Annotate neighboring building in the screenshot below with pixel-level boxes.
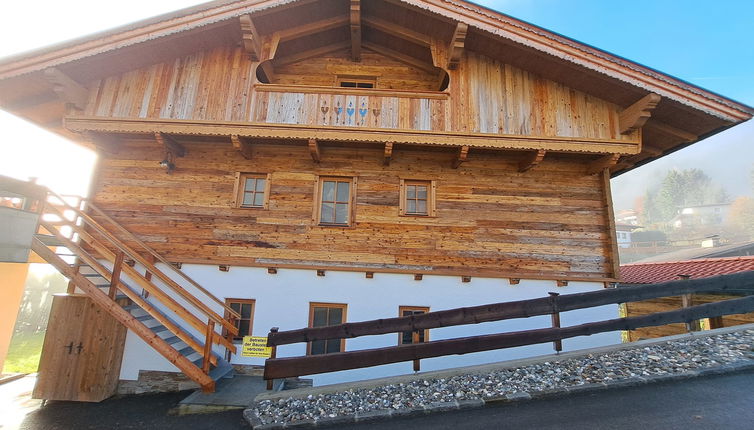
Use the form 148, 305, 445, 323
671, 202, 731, 229
619, 257, 754, 341
0, 0, 752, 394
615, 223, 641, 248
615, 209, 639, 226
632, 239, 754, 264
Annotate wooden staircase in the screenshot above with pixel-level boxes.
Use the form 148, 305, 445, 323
9, 181, 240, 393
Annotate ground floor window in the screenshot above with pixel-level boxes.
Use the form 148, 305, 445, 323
308, 302, 347, 355
399, 306, 430, 345
226, 299, 255, 342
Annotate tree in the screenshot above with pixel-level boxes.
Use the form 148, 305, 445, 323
729, 196, 754, 238
643, 168, 729, 224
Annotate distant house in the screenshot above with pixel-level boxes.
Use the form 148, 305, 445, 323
671, 202, 731, 229
619, 256, 754, 341
615, 223, 641, 248
632, 239, 754, 263
615, 209, 639, 226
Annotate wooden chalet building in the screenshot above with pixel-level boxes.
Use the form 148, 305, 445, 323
0, 0, 752, 395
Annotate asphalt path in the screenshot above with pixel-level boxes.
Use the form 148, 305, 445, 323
19, 369, 754, 429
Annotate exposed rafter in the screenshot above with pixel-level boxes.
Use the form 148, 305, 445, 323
383, 142, 394, 166
239, 15, 262, 62
275, 41, 351, 66
154, 132, 185, 157
452, 145, 469, 168
278, 15, 349, 42
646, 120, 698, 142
231, 135, 252, 159
362, 16, 430, 46
308, 139, 321, 163
362, 42, 436, 74
586, 153, 620, 175
619, 93, 661, 134
43, 68, 88, 110
641, 143, 664, 157
518, 149, 546, 172
350, 0, 362, 62
447, 22, 468, 70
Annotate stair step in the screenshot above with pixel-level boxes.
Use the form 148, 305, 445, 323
135, 314, 154, 322
177, 346, 195, 356
209, 361, 234, 381
150, 325, 170, 334
163, 336, 181, 345
122, 305, 140, 311
83, 273, 107, 278
33, 234, 66, 246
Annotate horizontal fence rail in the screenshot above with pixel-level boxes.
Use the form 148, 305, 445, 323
263, 271, 754, 381
268, 271, 754, 346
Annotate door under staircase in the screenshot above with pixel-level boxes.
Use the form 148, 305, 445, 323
1, 175, 240, 394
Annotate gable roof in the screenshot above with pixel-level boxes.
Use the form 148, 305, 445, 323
0, 0, 751, 176
620, 256, 754, 284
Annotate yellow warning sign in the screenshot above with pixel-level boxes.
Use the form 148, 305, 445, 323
241, 336, 272, 358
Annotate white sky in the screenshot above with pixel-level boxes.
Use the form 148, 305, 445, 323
0, 1, 207, 195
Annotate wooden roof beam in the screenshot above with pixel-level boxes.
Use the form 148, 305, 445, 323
447, 22, 468, 70
81, 131, 119, 154
239, 15, 262, 61
275, 41, 350, 66
350, 0, 362, 62
362, 16, 430, 46
645, 119, 698, 142
231, 135, 252, 159
278, 15, 349, 42
154, 132, 185, 157
308, 139, 321, 163
586, 153, 620, 175
452, 145, 469, 168
42, 68, 88, 110
383, 142, 394, 166
362, 42, 436, 74
619, 93, 661, 134
518, 149, 546, 172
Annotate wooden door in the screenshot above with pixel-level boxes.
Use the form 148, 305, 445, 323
33, 294, 127, 402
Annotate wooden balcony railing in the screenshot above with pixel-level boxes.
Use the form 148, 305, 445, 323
252, 84, 449, 132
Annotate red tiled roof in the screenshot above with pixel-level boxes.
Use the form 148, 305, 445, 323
620, 256, 754, 284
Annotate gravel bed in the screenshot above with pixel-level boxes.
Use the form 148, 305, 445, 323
248, 329, 754, 426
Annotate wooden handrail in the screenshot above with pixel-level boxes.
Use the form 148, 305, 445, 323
39, 217, 235, 353
268, 270, 754, 346
43, 193, 240, 332
81, 199, 240, 319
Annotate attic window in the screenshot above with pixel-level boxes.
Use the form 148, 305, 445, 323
337, 76, 376, 89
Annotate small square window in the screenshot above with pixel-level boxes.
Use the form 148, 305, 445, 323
225, 299, 255, 342
337, 76, 376, 89
308, 302, 347, 355
235, 173, 270, 209
400, 179, 436, 217
399, 306, 430, 345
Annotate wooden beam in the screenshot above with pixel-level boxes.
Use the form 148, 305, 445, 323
350, 0, 362, 62
645, 120, 698, 142
278, 16, 349, 42
239, 15, 262, 61
308, 139, 321, 163
641, 143, 664, 157
383, 142, 393, 166
264, 296, 754, 379
586, 153, 620, 175
518, 149, 546, 172
43, 68, 88, 110
154, 132, 185, 157
231, 135, 252, 159
81, 131, 119, 154
267, 270, 754, 346
619, 93, 661, 134
447, 22, 468, 70
362, 16, 430, 46
452, 145, 469, 169
362, 42, 437, 74
275, 41, 350, 66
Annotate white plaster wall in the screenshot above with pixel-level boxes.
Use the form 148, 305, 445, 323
119, 264, 621, 385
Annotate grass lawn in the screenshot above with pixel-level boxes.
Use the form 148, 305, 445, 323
2, 331, 46, 374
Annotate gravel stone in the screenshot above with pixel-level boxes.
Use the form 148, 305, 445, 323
247, 329, 754, 427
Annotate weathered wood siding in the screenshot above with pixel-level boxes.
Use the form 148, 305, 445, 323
625, 294, 754, 341
91, 138, 615, 280
455, 52, 630, 140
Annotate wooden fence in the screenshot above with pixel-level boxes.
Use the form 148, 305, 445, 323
263, 271, 754, 382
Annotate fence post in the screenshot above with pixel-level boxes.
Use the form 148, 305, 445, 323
548, 292, 562, 353
266, 327, 278, 390
412, 330, 421, 372
678, 275, 701, 332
